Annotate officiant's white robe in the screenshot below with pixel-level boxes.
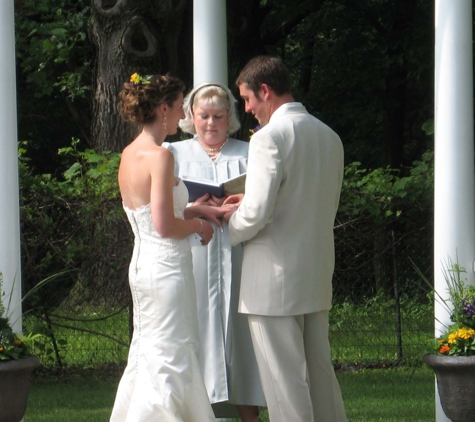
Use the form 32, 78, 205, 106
166, 138, 265, 414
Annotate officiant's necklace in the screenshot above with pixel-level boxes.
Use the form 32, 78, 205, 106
200, 137, 228, 161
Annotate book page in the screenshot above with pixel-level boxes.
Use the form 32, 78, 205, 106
223, 173, 246, 195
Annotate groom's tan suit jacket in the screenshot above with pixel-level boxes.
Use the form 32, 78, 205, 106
228, 102, 343, 316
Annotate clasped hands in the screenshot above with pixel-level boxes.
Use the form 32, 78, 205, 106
192, 192, 244, 234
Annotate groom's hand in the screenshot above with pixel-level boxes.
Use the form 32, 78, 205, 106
223, 206, 238, 223
223, 193, 244, 207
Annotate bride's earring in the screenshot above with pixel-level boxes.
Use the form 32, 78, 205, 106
163, 116, 168, 130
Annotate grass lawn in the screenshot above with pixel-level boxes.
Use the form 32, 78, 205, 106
24, 366, 435, 421
25, 369, 119, 422
337, 366, 435, 421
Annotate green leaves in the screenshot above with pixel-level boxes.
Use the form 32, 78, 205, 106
16, 0, 92, 100
58, 139, 121, 199
19, 139, 122, 309
0, 270, 73, 362
338, 152, 433, 222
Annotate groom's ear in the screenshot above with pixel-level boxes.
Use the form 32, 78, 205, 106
260, 84, 272, 101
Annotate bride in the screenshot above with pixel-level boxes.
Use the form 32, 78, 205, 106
110, 73, 226, 422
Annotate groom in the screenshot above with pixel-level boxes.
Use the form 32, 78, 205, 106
224, 56, 347, 422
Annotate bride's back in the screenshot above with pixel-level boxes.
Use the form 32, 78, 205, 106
119, 137, 163, 211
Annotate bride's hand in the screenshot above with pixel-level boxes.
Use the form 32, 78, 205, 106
197, 219, 214, 246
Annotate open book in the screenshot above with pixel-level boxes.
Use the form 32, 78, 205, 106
183, 173, 246, 202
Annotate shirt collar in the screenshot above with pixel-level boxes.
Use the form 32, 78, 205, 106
269, 102, 305, 123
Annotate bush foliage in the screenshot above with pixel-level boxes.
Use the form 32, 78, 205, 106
20, 139, 125, 312
19, 141, 434, 308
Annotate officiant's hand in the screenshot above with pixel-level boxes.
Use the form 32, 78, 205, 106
209, 195, 226, 206
192, 193, 226, 207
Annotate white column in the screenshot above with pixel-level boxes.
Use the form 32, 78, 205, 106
434, 1, 474, 421
0, 1, 22, 333
193, 4, 228, 421
193, 0, 228, 86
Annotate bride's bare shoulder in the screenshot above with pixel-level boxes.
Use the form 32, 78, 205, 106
123, 140, 172, 162
144, 145, 173, 165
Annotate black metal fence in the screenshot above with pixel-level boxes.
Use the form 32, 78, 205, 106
23, 205, 434, 369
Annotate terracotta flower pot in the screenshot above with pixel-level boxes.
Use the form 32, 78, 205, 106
423, 354, 475, 422
0, 356, 40, 422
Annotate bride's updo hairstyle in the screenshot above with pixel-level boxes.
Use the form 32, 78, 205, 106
119, 73, 185, 124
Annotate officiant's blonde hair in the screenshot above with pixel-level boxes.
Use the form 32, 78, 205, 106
179, 82, 241, 135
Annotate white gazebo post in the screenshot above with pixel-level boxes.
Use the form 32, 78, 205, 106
193, 5, 228, 422
0, 1, 22, 333
193, 0, 228, 86
434, 1, 474, 421
0, 0, 22, 332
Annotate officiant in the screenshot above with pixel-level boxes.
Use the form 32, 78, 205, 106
165, 82, 265, 422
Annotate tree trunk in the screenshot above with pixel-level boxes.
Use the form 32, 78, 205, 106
88, 1, 190, 323
89, 0, 189, 152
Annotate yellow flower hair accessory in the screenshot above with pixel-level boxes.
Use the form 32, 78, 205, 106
129, 73, 152, 86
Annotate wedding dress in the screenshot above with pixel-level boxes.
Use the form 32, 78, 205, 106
110, 179, 215, 422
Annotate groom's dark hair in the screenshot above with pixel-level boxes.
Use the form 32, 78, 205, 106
236, 55, 292, 97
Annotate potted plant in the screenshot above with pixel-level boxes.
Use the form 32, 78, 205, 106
419, 259, 475, 422
0, 272, 41, 422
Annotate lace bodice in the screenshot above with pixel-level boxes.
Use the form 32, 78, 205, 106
123, 179, 190, 256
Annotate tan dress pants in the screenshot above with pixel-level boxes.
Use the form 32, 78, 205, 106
248, 311, 347, 422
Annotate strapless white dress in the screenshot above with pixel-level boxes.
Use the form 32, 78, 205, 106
110, 180, 215, 422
